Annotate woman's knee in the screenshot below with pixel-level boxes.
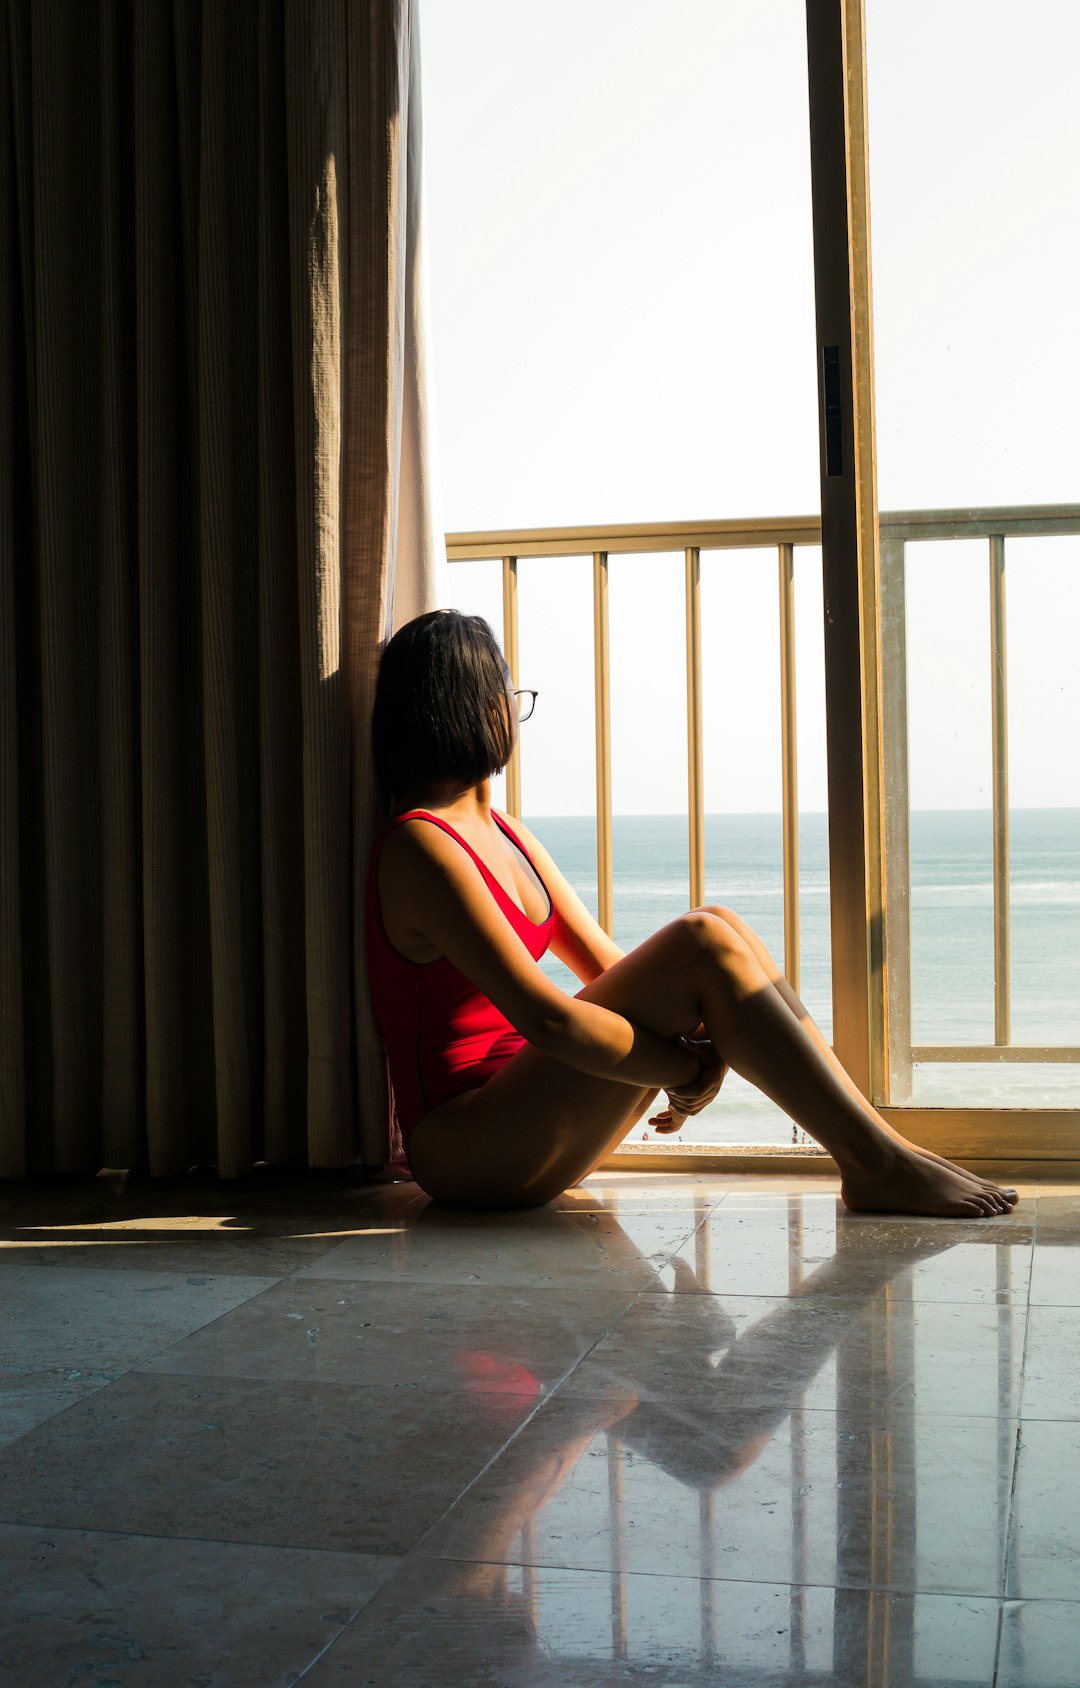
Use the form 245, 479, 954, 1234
698, 902, 752, 935
679, 907, 747, 964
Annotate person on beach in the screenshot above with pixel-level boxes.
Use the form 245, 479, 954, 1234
366, 608, 1019, 1217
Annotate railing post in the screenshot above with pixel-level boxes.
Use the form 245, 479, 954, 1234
879, 531, 913, 1103
501, 556, 521, 817
990, 535, 1010, 1045
778, 543, 800, 995
593, 552, 614, 934
685, 547, 705, 910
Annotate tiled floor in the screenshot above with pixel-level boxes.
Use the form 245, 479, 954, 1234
1, 1168, 1077, 1686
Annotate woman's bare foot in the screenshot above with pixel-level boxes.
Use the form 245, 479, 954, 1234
841, 1140, 1015, 1218
873, 1124, 1018, 1208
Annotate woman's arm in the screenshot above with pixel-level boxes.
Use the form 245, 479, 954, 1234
381, 819, 701, 1092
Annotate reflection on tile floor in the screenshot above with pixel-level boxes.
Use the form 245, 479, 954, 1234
0, 1169, 1076, 1684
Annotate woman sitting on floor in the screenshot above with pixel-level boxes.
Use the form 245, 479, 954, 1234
366, 608, 1018, 1218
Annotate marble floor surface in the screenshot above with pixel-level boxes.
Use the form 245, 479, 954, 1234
1, 1167, 1078, 1687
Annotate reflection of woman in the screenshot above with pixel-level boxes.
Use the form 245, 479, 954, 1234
392, 1222, 970, 1668
366, 609, 1017, 1218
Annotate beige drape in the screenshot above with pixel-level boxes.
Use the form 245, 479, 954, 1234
0, 0, 442, 1178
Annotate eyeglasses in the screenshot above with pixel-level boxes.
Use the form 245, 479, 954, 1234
513, 689, 538, 721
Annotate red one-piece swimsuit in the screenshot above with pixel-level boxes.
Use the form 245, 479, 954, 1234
365, 808, 556, 1171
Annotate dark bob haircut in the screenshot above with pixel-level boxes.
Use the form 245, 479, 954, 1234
371, 609, 516, 804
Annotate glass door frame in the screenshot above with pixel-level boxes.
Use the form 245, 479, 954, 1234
805, 0, 1078, 1169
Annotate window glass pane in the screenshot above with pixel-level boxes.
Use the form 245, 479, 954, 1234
866, 0, 1080, 1108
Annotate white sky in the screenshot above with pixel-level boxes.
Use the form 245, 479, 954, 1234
418, 0, 1080, 815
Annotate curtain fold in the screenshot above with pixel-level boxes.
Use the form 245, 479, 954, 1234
0, 0, 436, 1178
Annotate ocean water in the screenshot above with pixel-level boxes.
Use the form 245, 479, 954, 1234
524, 809, 1080, 1146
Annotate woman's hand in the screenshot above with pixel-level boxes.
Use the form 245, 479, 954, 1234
649, 1036, 729, 1132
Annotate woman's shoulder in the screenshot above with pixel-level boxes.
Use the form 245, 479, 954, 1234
376, 810, 440, 861
372, 814, 454, 928
376, 811, 467, 882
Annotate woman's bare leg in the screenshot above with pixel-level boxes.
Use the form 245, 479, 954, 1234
680, 916, 1012, 1217
565, 1085, 661, 1186
407, 911, 1016, 1215
700, 905, 1017, 1204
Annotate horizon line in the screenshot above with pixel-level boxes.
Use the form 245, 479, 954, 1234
519, 805, 1080, 819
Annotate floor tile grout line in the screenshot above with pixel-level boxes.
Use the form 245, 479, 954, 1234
5, 1386, 1045, 1456
0, 1257, 343, 1281
632, 1290, 1032, 1307
67, 1365, 587, 1406
0, 1515, 409, 1560
292, 1613, 373, 1684
13, 1365, 1039, 1424
0, 1363, 145, 1450
482, 1395, 1027, 1427
0, 1367, 571, 1467
387, 1545, 1013, 1602
548, 1402, 1029, 1424
7, 1510, 1068, 1610
76, 1272, 300, 1376
287, 1542, 495, 1683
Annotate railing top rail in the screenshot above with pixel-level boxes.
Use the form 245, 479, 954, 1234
446, 516, 820, 560
880, 504, 1080, 541
446, 502, 1080, 561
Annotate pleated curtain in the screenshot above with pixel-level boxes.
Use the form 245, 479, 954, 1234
0, 0, 445, 1178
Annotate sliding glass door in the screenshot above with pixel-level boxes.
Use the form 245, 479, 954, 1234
812, 0, 1080, 1160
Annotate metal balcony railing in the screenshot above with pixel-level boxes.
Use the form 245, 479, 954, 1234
447, 505, 1080, 1101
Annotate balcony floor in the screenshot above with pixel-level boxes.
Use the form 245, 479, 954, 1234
1, 1166, 1077, 1686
